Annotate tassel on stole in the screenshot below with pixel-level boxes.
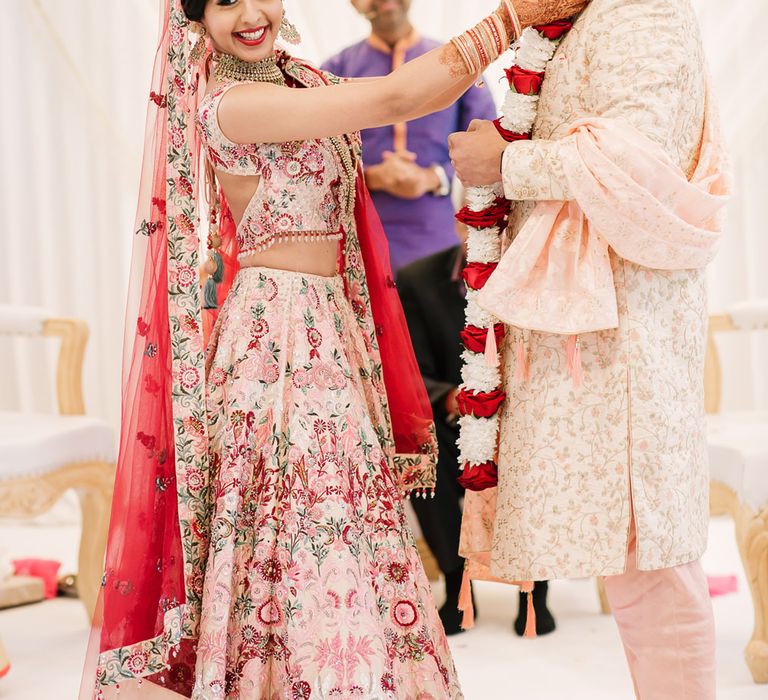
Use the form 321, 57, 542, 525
566, 335, 582, 388
514, 337, 529, 382
520, 581, 536, 638
458, 568, 475, 630
524, 590, 537, 638
484, 324, 498, 368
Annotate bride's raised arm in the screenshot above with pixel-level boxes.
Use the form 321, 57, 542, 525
219, 1, 586, 145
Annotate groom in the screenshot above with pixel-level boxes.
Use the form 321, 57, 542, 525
449, 0, 730, 697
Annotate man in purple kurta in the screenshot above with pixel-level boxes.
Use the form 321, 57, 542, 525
322, 0, 496, 271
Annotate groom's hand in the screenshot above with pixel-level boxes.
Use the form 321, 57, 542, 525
514, 0, 589, 28
449, 120, 507, 187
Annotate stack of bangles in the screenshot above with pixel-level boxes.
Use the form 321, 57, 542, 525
451, 1, 522, 74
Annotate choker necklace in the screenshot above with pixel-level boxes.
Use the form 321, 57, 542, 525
214, 53, 286, 85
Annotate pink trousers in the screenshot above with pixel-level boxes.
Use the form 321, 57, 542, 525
603, 528, 716, 699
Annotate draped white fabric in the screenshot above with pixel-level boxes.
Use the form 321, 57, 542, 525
1, 0, 765, 431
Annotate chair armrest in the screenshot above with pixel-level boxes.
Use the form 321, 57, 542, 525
706, 302, 768, 415
729, 300, 768, 331
0, 305, 89, 415
705, 314, 736, 415
0, 305, 51, 336
44, 318, 89, 416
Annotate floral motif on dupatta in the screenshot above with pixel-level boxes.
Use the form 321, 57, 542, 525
94, 6, 212, 691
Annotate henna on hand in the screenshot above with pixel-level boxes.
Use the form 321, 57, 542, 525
513, 0, 589, 29
439, 43, 470, 79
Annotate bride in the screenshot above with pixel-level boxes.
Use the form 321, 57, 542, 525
87, 1, 584, 698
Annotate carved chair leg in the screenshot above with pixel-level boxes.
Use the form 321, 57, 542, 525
597, 576, 611, 614
735, 504, 768, 683
76, 466, 113, 622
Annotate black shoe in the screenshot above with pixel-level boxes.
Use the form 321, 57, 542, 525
439, 565, 476, 636
514, 581, 556, 637
439, 599, 466, 636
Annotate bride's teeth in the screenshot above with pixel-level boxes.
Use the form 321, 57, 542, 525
239, 28, 266, 40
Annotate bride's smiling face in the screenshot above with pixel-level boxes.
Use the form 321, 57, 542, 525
203, 0, 283, 61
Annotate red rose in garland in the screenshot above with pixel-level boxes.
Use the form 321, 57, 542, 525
505, 66, 545, 95
456, 198, 510, 229
462, 262, 498, 291
458, 462, 499, 492
534, 19, 574, 40
457, 388, 507, 419
493, 119, 532, 143
460, 324, 505, 354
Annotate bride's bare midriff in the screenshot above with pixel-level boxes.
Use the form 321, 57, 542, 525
216, 170, 339, 277
239, 239, 339, 277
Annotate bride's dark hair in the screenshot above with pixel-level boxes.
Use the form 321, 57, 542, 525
181, 0, 206, 22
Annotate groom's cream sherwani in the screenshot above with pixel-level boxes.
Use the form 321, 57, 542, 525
461, 0, 713, 581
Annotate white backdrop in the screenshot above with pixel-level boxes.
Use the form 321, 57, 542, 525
1, 0, 766, 432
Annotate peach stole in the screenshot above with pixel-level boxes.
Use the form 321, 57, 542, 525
478, 97, 731, 334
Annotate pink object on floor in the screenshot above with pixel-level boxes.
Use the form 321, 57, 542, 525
0, 630, 9, 679
603, 526, 716, 699
707, 574, 739, 597
12, 559, 61, 599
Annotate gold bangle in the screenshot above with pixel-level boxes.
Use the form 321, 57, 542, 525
451, 36, 472, 75
501, 0, 522, 41
490, 13, 509, 52
451, 13, 511, 74
450, 34, 477, 75
483, 15, 508, 55
469, 29, 489, 66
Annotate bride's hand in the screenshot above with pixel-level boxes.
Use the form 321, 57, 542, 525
500, 0, 589, 31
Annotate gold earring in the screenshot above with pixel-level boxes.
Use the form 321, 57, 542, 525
189, 22, 208, 65
279, 14, 302, 45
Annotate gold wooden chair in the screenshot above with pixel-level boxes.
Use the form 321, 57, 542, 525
705, 302, 768, 683
0, 306, 115, 620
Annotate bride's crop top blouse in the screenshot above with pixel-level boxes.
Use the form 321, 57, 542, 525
197, 83, 359, 259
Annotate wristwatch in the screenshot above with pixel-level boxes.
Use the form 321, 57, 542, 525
429, 164, 451, 197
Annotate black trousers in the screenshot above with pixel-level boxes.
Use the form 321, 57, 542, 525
410, 418, 464, 575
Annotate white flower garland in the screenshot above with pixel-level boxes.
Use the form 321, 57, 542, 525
458, 25, 569, 478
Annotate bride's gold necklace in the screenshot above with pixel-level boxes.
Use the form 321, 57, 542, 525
213, 53, 286, 85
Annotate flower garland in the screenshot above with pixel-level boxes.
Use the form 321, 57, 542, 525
456, 19, 575, 493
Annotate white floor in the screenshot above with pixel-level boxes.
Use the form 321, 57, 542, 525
0, 515, 763, 700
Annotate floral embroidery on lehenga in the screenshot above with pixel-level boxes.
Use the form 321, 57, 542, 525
194, 268, 460, 699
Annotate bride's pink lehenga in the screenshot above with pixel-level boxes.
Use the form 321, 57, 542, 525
84, 3, 461, 699
198, 265, 455, 698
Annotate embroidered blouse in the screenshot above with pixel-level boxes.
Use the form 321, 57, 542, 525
196, 63, 361, 259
